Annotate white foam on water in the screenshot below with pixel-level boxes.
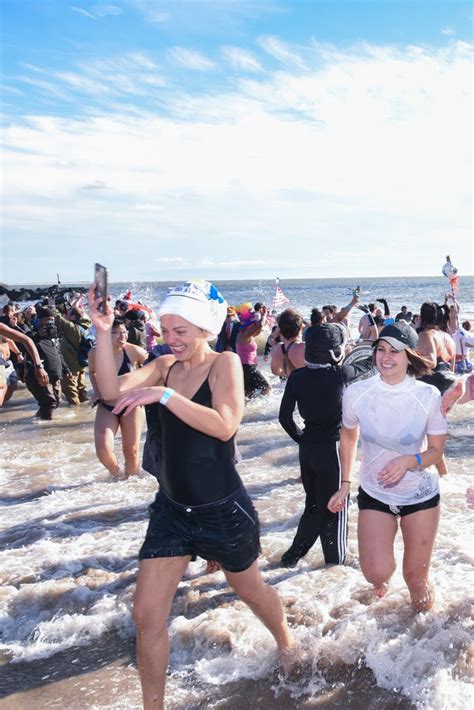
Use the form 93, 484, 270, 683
1, 284, 473, 706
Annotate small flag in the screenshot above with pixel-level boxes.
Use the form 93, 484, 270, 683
272, 279, 289, 310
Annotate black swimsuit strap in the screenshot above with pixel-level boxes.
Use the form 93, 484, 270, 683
164, 360, 180, 386
164, 358, 217, 397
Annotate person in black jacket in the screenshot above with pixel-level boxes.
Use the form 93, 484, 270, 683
24, 307, 68, 420
278, 323, 374, 567
125, 309, 147, 350
214, 306, 240, 353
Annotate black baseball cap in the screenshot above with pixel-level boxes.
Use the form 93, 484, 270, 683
375, 322, 418, 351
305, 323, 345, 363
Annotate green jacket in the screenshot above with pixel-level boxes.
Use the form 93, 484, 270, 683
54, 313, 91, 373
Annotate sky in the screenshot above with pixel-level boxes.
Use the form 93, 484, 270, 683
1, 0, 473, 284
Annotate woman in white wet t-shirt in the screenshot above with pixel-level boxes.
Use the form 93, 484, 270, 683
328, 322, 447, 611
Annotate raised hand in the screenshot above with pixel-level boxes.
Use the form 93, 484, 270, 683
87, 284, 114, 333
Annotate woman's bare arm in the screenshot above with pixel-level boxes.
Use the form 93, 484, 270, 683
113, 352, 245, 441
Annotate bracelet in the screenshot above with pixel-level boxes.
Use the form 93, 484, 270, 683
341, 480, 351, 484
35, 363, 44, 369
160, 387, 174, 406
415, 453, 422, 467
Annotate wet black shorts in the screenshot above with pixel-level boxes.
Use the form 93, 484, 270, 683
242, 364, 269, 397
139, 486, 261, 573
357, 487, 440, 517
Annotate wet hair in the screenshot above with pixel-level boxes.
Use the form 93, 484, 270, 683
277, 308, 303, 339
462, 320, 471, 331
437, 304, 450, 333
322, 305, 335, 314
112, 318, 126, 331
373, 344, 432, 378
420, 302, 438, 330
374, 315, 385, 326
310, 308, 324, 325
368, 303, 376, 313
253, 302, 263, 312
3, 303, 14, 314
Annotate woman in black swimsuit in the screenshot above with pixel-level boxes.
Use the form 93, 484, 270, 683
89, 280, 294, 710
88, 319, 147, 478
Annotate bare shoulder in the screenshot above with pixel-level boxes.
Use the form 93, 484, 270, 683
212, 350, 240, 372
125, 343, 148, 361
155, 353, 177, 375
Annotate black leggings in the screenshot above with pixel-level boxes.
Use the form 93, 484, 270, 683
291, 439, 348, 564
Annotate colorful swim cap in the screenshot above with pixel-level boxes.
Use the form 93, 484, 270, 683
157, 280, 227, 338
235, 302, 256, 327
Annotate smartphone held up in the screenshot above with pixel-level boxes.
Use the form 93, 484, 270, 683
94, 263, 108, 314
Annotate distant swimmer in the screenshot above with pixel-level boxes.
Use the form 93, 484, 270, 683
328, 323, 447, 612
89, 279, 293, 710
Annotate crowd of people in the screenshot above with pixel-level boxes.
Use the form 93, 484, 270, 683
1, 280, 473, 710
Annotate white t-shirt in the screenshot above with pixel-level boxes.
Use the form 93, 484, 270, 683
342, 374, 448, 506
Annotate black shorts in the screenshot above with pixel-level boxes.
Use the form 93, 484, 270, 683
242, 364, 269, 397
139, 486, 261, 573
357, 487, 440, 517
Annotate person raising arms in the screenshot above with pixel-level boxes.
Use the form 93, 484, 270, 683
88, 279, 293, 710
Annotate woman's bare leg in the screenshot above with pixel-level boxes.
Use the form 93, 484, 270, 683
358, 510, 398, 596
400, 505, 440, 612
119, 406, 144, 476
134, 556, 191, 710
224, 561, 294, 650
94, 404, 120, 475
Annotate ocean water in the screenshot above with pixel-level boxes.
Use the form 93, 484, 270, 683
1, 277, 473, 709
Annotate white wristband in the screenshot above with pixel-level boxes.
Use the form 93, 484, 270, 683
160, 387, 174, 406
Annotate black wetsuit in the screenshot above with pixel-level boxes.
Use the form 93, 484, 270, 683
279, 358, 374, 565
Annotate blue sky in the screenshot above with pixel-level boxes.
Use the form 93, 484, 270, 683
1, 0, 472, 284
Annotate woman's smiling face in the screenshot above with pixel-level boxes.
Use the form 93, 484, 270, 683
375, 340, 409, 384
160, 315, 206, 360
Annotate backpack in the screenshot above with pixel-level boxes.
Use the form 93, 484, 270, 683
77, 324, 96, 367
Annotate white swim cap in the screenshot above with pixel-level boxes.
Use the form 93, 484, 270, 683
157, 280, 227, 338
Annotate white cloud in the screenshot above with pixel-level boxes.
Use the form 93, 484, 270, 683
222, 47, 262, 72
441, 26, 456, 36
71, 6, 97, 20
93, 4, 123, 16
258, 35, 306, 69
3, 42, 473, 281
168, 47, 215, 70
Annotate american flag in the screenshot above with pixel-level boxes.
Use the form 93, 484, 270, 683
272, 279, 289, 310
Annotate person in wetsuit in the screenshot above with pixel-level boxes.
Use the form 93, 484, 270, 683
278, 322, 374, 567
89, 279, 294, 710
88, 319, 147, 478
